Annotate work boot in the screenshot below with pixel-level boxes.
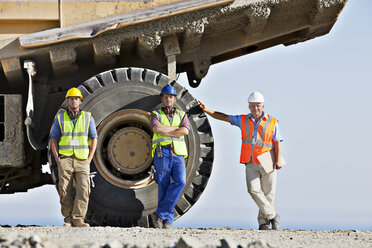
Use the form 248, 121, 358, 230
150, 213, 163, 228
72, 221, 90, 227
270, 214, 280, 230
163, 222, 171, 229
258, 222, 271, 230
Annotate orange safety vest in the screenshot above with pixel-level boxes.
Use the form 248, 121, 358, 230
240, 114, 277, 164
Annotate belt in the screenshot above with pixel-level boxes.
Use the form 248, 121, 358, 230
59, 154, 87, 161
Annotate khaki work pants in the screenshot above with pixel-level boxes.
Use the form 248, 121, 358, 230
245, 162, 277, 226
57, 156, 90, 224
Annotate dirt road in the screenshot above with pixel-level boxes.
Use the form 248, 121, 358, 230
0, 226, 371, 248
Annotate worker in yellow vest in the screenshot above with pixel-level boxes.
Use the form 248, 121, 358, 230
199, 92, 283, 230
50, 87, 98, 227
150, 84, 190, 229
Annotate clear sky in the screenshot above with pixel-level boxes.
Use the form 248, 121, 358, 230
1, 0, 371, 231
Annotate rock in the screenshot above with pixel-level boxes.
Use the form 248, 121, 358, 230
29, 235, 42, 245
176, 236, 203, 248
247, 240, 272, 248
10, 239, 27, 247
74, 243, 101, 248
124, 243, 148, 248
219, 238, 242, 248
103, 239, 123, 248
131, 244, 148, 248
0, 232, 19, 244
146, 241, 165, 248
40, 240, 59, 248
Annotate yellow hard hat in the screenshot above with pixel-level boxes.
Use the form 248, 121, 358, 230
65, 87, 83, 99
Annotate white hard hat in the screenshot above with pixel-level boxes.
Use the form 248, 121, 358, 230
248, 91, 264, 103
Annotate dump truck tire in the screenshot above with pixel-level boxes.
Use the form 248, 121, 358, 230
50, 67, 214, 227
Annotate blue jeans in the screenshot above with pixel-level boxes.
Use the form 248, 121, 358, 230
153, 146, 186, 223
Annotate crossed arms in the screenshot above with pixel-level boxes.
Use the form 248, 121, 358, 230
152, 124, 189, 137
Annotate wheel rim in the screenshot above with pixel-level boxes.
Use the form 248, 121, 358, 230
94, 109, 155, 189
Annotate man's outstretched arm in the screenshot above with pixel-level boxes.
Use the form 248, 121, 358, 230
198, 101, 230, 123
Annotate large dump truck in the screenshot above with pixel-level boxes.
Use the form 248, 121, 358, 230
0, 0, 347, 227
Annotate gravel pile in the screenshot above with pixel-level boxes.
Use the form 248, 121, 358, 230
0, 226, 371, 248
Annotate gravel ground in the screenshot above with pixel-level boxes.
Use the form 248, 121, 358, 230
0, 226, 371, 248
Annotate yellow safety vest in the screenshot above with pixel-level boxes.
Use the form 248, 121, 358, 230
57, 111, 91, 160
151, 109, 188, 157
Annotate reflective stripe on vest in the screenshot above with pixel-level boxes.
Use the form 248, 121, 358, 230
240, 114, 277, 164
57, 111, 91, 160
151, 109, 188, 157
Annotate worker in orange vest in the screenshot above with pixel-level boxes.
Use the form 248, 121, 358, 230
199, 92, 283, 230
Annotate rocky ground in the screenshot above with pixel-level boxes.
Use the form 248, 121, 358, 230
0, 226, 371, 248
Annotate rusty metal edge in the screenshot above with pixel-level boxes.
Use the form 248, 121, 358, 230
19, 0, 233, 48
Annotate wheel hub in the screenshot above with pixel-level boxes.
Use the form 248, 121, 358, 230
93, 109, 155, 189
107, 127, 152, 175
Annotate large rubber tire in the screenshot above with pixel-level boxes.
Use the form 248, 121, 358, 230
59, 67, 214, 227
